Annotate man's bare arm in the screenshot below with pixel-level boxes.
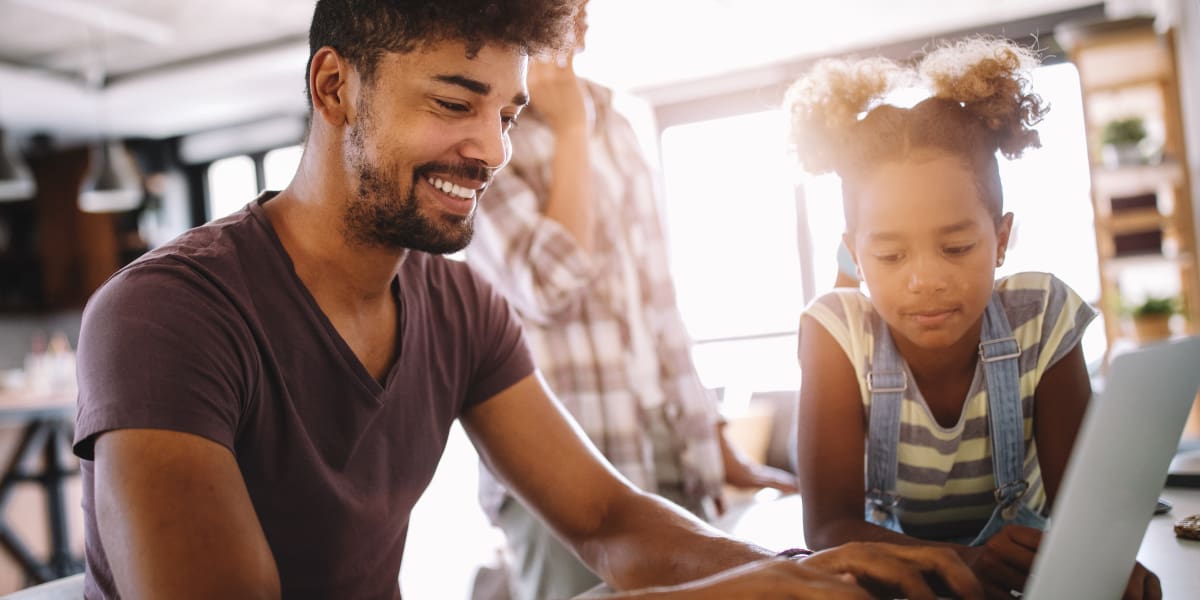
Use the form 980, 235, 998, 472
461, 373, 772, 591
94, 428, 280, 599
460, 374, 984, 600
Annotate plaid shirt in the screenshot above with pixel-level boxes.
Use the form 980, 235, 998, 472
466, 81, 725, 522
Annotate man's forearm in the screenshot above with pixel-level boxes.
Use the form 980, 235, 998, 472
573, 489, 775, 591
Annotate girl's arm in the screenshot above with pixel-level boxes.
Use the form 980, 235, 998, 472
1031, 343, 1092, 508
798, 315, 1050, 597
796, 315, 934, 550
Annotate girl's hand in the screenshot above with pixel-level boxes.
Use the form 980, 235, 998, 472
958, 524, 1040, 599
1122, 561, 1161, 600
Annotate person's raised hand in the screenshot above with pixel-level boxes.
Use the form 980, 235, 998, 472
526, 52, 589, 135
802, 542, 984, 600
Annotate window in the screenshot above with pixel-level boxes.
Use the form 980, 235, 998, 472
264, 145, 303, 191
660, 110, 804, 395
204, 145, 304, 223
205, 155, 257, 221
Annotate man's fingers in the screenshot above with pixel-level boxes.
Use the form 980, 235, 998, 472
808, 543, 983, 600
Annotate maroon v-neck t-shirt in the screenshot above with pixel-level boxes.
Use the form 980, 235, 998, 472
74, 193, 534, 599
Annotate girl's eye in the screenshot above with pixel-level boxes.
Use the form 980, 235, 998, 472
944, 244, 976, 256
873, 253, 901, 263
436, 100, 468, 113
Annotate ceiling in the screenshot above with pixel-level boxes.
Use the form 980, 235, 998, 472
0, 0, 1114, 141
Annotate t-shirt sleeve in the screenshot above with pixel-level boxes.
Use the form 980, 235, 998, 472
74, 261, 251, 460
1036, 273, 1098, 373
462, 269, 536, 408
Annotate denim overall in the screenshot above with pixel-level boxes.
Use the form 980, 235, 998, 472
864, 292, 1046, 546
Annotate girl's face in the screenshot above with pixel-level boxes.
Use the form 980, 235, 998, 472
846, 154, 1012, 352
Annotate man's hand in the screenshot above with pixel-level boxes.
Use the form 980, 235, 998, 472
959, 524, 1040, 599
596, 557, 873, 599
802, 542, 985, 600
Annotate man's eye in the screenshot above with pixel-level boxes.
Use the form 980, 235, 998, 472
874, 254, 901, 263
436, 100, 468, 112
944, 244, 976, 256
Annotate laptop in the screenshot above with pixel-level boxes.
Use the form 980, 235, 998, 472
1023, 335, 1200, 599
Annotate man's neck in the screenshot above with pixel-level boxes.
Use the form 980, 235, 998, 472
264, 185, 407, 312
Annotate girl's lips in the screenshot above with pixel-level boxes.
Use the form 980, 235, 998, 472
907, 308, 957, 327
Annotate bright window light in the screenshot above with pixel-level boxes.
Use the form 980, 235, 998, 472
264, 145, 303, 191
206, 155, 257, 221
660, 110, 803, 393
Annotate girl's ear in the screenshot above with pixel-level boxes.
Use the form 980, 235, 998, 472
842, 231, 858, 265
995, 212, 1015, 265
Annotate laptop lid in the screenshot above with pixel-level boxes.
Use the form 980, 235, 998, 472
1024, 335, 1200, 599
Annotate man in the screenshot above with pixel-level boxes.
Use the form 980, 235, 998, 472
73, 1, 982, 598
465, 2, 797, 597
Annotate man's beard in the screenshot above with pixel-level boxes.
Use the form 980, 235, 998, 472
342, 116, 476, 255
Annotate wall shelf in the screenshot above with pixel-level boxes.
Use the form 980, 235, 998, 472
1059, 17, 1199, 351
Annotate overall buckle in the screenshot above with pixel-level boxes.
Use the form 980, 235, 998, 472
978, 337, 1021, 362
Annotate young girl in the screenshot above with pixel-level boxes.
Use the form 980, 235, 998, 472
787, 38, 1159, 599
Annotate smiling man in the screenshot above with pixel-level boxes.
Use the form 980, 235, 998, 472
72, 1, 984, 599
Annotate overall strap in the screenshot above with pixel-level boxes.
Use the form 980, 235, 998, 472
979, 291, 1028, 506
866, 318, 907, 511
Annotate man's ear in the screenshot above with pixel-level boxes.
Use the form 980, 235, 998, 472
309, 46, 354, 127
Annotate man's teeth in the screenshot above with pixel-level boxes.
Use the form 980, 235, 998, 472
428, 177, 475, 199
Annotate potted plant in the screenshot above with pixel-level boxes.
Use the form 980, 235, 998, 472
1129, 295, 1175, 342
1100, 116, 1147, 167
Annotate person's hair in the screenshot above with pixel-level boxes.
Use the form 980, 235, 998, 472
785, 37, 1048, 231
306, 0, 576, 103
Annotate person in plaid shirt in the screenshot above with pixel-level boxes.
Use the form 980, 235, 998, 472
464, 2, 797, 598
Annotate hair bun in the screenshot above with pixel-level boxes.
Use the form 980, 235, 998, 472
785, 57, 908, 174
920, 37, 1047, 158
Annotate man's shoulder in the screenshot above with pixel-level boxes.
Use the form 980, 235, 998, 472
89, 210, 269, 319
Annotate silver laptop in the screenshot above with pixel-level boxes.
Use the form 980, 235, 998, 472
1024, 335, 1200, 599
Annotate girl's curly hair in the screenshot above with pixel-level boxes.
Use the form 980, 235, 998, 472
785, 37, 1048, 229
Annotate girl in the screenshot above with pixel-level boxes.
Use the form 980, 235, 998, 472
787, 38, 1159, 599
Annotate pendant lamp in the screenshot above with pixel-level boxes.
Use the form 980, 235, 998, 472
0, 127, 36, 202
78, 139, 142, 213
76, 25, 142, 214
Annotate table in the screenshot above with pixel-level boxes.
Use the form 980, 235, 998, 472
1138, 487, 1200, 599
718, 487, 1200, 599
0, 390, 81, 585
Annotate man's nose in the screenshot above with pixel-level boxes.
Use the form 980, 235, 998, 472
459, 115, 510, 171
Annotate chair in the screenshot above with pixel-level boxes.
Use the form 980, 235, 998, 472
0, 573, 84, 599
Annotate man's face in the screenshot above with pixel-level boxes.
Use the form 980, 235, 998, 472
342, 41, 528, 254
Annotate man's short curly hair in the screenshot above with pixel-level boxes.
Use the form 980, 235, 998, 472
306, 0, 577, 102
